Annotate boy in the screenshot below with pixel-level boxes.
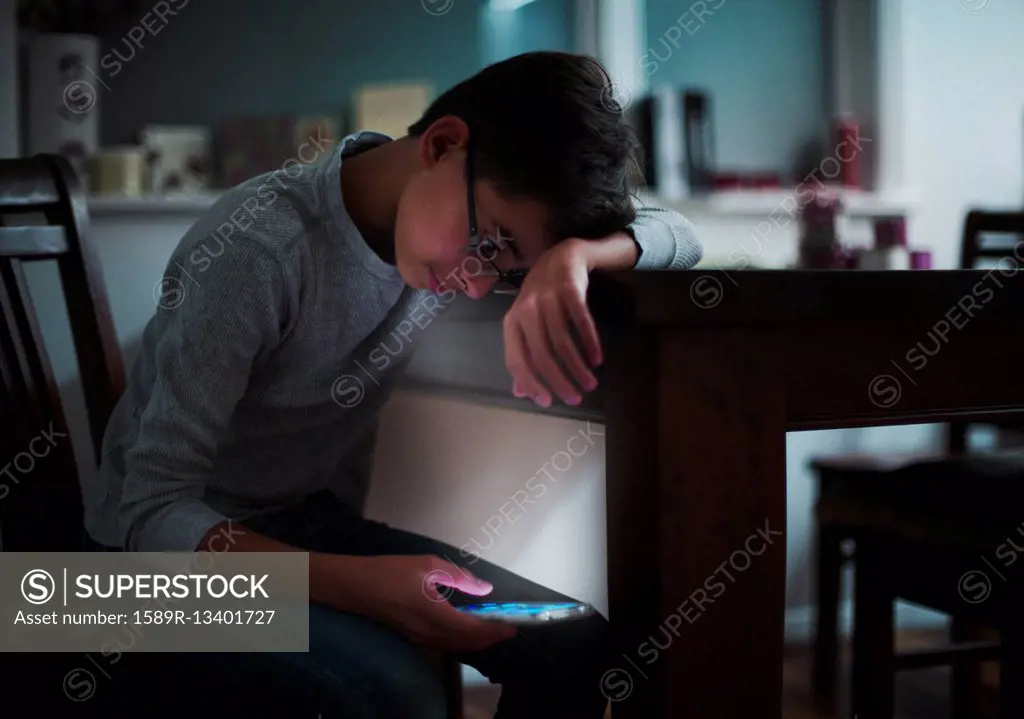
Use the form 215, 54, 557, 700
85, 51, 701, 718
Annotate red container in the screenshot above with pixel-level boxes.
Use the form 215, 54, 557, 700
711, 172, 741, 190
874, 216, 907, 247
832, 115, 862, 189
746, 173, 781, 189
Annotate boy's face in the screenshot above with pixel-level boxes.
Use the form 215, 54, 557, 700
394, 119, 554, 299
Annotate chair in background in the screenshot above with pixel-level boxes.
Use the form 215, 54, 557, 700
0, 154, 465, 718
809, 208, 1024, 719
0, 153, 125, 552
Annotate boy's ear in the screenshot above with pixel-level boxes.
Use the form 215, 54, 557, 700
418, 116, 470, 167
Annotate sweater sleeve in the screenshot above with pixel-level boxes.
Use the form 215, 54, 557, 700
117, 239, 289, 552
627, 197, 703, 270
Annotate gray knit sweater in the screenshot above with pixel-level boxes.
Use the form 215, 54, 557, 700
85, 131, 703, 552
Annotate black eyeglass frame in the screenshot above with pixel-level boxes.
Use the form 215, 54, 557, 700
465, 141, 527, 294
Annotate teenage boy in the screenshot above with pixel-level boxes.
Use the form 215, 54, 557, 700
86, 51, 701, 718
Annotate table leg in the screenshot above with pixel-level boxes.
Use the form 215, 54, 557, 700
604, 328, 664, 717
606, 328, 788, 718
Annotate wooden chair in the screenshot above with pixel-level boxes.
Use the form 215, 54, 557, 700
0, 153, 125, 551
810, 208, 1024, 718
1, 154, 465, 718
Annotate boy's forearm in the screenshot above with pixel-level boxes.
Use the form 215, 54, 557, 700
570, 232, 640, 272
196, 521, 362, 609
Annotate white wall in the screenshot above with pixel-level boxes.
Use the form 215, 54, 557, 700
0, 0, 19, 157
366, 393, 608, 612
898, 0, 1024, 269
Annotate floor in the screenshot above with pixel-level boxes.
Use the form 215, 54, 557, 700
459, 630, 1000, 719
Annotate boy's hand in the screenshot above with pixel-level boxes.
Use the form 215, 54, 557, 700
503, 237, 619, 407
335, 555, 517, 653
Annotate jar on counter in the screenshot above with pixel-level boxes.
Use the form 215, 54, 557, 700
88, 146, 148, 196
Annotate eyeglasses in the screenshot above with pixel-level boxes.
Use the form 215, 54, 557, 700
465, 142, 527, 295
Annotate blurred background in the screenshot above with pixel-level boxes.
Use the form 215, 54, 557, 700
2, 0, 1022, 713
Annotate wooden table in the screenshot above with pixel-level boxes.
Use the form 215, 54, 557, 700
591, 269, 1024, 718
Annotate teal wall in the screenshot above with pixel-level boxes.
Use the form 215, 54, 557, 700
643, 0, 827, 177
481, 0, 573, 65
96, 0, 823, 177
99, 0, 574, 144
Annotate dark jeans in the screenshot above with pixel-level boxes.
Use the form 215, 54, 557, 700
89, 492, 609, 719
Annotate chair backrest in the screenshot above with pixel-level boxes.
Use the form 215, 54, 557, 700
946, 209, 1024, 454
0, 154, 125, 550
959, 209, 1024, 270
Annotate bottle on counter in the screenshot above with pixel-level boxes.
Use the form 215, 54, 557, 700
832, 114, 863, 189
798, 194, 849, 269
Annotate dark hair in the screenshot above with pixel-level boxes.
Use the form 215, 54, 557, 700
408, 51, 641, 241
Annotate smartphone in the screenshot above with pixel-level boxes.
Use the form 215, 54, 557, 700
456, 601, 594, 624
